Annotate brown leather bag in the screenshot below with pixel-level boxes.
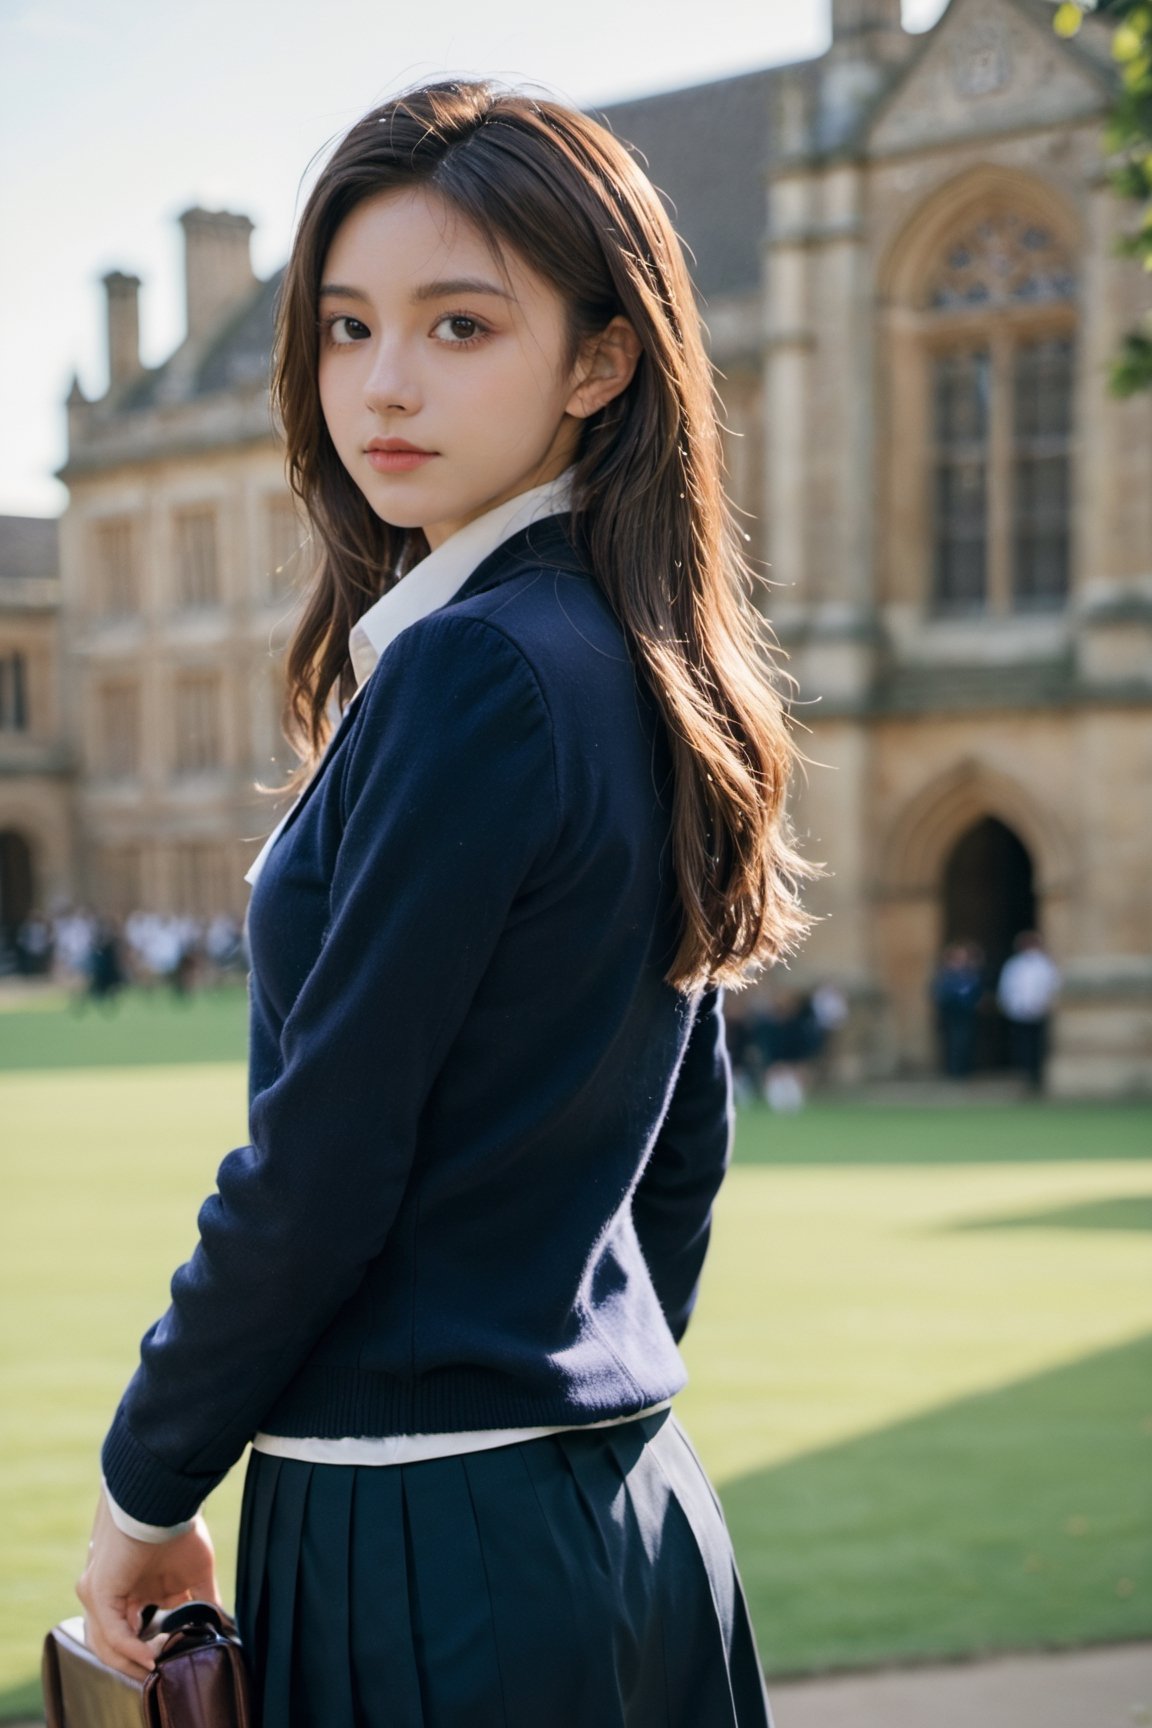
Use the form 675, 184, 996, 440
42, 1601, 250, 1728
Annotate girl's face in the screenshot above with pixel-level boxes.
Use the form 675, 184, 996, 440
317, 186, 598, 549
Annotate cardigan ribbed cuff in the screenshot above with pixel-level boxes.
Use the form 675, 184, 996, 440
101, 1408, 226, 1528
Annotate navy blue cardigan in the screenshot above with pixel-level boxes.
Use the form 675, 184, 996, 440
101, 515, 734, 1527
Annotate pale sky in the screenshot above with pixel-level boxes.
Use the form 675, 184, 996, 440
0, 0, 947, 518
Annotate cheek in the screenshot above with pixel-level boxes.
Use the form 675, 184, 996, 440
479, 349, 570, 428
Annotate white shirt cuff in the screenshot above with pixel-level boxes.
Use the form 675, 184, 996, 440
102, 1477, 196, 1544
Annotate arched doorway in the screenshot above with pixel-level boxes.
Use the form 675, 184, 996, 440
942, 816, 1036, 1070
0, 828, 35, 964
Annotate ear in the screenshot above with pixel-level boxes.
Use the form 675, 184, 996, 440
566, 316, 642, 420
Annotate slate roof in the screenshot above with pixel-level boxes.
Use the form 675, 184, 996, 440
194, 268, 284, 397
0, 515, 59, 581
115, 268, 284, 414
591, 64, 799, 301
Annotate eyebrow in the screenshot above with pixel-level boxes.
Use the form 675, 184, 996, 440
413, 276, 516, 303
318, 277, 517, 304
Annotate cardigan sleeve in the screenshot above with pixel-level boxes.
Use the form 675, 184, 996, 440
630, 987, 733, 1344
101, 614, 559, 1527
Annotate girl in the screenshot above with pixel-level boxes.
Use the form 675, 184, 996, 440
78, 80, 818, 1727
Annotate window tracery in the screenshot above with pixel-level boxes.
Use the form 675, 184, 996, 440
919, 209, 1076, 614
927, 213, 1076, 311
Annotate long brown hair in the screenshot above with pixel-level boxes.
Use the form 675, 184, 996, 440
271, 80, 822, 990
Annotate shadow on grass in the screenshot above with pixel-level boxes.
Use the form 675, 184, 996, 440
0, 1672, 41, 1721
948, 1196, 1152, 1234
718, 1332, 1152, 1678
4, 1338, 1149, 1718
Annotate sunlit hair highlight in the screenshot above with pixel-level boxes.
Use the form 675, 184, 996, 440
271, 79, 823, 991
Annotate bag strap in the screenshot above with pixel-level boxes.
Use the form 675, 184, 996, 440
141, 1601, 239, 1642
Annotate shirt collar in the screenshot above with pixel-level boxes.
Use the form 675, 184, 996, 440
347, 468, 575, 691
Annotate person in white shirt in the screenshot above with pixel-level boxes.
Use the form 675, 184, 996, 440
996, 930, 1062, 1093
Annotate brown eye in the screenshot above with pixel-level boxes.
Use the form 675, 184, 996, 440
432, 314, 485, 345
326, 316, 370, 344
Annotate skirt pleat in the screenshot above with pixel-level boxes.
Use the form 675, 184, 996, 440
235, 1443, 280, 1661
564, 1417, 673, 1715
470, 1430, 643, 1723
400, 1452, 507, 1724
258, 1455, 314, 1728
234, 1409, 774, 1728
295, 1460, 357, 1724
347, 1467, 427, 1728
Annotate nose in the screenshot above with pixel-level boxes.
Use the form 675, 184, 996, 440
362, 338, 421, 416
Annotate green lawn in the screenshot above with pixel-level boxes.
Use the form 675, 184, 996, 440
1, 988, 1149, 1715
0, 978, 250, 1070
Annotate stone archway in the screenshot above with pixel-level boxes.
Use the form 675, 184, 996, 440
0, 828, 35, 957
942, 816, 1036, 1070
874, 759, 1073, 1074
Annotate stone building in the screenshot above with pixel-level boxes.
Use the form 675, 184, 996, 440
0, 515, 73, 944
57, 212, 301, 924
29, 0, 1152, 1090
603, 0, 1151, 1094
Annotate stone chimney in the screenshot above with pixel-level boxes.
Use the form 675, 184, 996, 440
179, 206, 256, 342
831, 0, 908, 64
819, 0, 912, 150
102, 270, 142, 387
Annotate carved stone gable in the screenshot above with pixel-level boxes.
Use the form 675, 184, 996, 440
866, 0, 1108, 156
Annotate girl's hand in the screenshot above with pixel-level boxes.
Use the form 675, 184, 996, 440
75, 1489, 221, 1679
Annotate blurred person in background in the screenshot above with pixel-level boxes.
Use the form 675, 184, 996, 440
760, 987, 823, 1112
809, 979, 848, 1088
723, 994, 761, 1104
55, 905, 98, 1006
15, 909, 54, 977
84, 915, 128, 1013
930, 941, 984, 1080
204, 912, 245, 984
997, 930, 1061, 1095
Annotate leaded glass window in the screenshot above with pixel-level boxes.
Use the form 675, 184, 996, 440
1013, 337, 1074, 609
92, 517, 138, 617
918, 209, 1076, 613
0, 651, 28, 731
928, 214, 1076, 311
174, 671, 222, 773
932, 350, 990, 610
174, 508, 220, 610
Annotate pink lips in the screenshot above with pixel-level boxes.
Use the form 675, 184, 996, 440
365, 439, 437, 473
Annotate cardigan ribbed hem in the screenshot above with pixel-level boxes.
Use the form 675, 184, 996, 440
259, 1361, 690, 1442
101, 1363, 690, 1527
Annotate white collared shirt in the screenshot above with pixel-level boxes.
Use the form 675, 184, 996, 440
996, 949, 1061, 1022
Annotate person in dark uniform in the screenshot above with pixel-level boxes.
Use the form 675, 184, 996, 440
78, 81, 822, 1727
86, 916, 127, 1010
930, 941, 984, 1079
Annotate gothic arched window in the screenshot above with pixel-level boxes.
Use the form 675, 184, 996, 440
922, 212, 1077, 614
0, 650, 28, 731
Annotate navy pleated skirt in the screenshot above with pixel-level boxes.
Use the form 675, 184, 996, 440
235, 1407, 774, 1727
